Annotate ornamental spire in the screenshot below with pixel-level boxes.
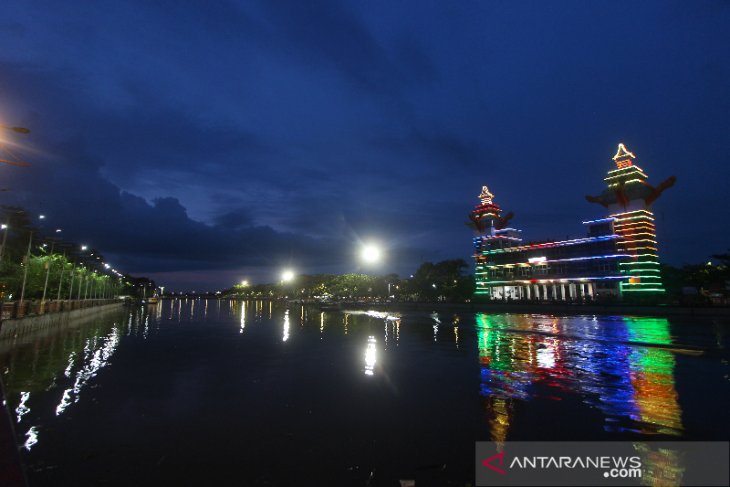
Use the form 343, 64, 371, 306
612, 143, 635, 169
479, 185, 494, 205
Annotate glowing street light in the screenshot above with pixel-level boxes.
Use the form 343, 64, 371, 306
20, 212, 47, 306
0, 123, 31, 167
281, 270, 294, 283
240, 280, 249, 287
360, 243, 382, 264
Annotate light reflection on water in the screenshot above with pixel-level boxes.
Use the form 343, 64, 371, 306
475, 314, 684, 441
364, 336, 377, 376
473, 313, 715, 486
0, 300, 726, 485
282, 309, 290, 342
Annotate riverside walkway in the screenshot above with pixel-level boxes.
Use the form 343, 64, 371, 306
0, 298, 126, 340
0, 298, 122, 321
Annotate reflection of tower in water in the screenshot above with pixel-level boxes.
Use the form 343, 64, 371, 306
475, 313, 684, 465
624, 318, 685, 486
476, 314, 535, 448
624, 317, 683, 436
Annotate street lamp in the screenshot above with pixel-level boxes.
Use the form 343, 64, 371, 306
56, 244, 71, 302
360, 243, 382, 264
41, 228, 62, 313
77, 245, 90, 301
0, 123, 31, 167
281, 270, 294, 283
0, 223, 9, 261
19, 213, 45, 307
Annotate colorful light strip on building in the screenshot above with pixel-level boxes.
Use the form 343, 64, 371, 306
480, 234, 621, 256
611, 207, 665, 295
471, 144, 669, 299
482, 253, 631, 269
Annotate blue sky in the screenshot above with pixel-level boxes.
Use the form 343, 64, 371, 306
1, 0, 728, 290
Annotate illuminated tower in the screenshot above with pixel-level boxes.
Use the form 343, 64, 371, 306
469, 186, 503, 236
586, 144, 676, 296
468, 186, 519, 297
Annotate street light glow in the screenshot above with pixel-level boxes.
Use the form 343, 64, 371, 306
361, 243, 382, 264
81, 245, 87, 251
281, 270, 294, 282
241, 280, 249, 287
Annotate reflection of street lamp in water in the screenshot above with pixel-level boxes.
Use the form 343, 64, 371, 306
364, 336, 376, 376
282, 309, 290, 342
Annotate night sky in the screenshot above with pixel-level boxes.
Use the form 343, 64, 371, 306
1, 1, 728, 291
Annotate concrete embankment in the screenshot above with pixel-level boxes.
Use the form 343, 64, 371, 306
0, 301, 126, 340
340, 301, 730, 318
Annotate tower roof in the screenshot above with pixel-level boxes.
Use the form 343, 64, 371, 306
479, 185, 494, 204
612, 143, 636, 169
613, 143, 636, 161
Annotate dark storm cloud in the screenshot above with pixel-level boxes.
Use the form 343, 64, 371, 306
1, 0, 729, 289
213, 208, 254, 230
373, 129, 487, 172
254, 0, 437, 95
2, 134, 371, 280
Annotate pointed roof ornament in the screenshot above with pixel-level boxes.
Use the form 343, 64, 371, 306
613, 143, 635, 161
479, 185, 494, 205
612, 143, 636, 169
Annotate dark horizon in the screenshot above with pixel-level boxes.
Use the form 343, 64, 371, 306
1, 0, 728, 291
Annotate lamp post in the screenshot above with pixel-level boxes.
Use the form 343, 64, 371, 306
68, 263, 76, 301
91, 272, 97, 301
40, 228, 62, 313
18, 230, 33, 308
39, 240, 54, 313
84, 272, 90, 300
0, 222, 8, 261
77, 246, 87, 302
77, 267, 84, 301
56, 251, 67, 301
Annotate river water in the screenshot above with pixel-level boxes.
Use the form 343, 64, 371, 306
1, 300, 728, 486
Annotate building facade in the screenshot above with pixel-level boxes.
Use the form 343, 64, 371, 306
471, 144, 675, 301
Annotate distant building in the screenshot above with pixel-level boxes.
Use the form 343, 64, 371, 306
469, 144, 675, 301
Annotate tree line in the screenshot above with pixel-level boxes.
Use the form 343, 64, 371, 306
223, 254, 730, 305
226, 259, 474, 302
0, 206, 145, 302
660, 250, 730, 304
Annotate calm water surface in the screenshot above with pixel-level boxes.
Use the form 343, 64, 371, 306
1, 300, 728, 486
